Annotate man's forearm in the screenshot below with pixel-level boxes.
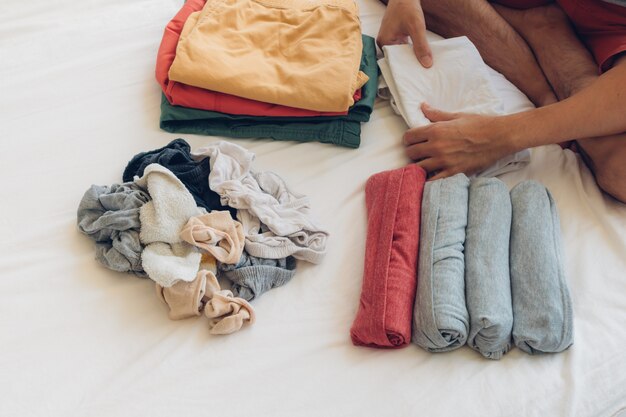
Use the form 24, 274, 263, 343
506, 59, 626, 150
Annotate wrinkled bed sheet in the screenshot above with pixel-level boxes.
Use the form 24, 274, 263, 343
1, 0, 625, 415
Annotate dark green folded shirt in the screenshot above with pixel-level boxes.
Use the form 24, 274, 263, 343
159, 35, 378, 148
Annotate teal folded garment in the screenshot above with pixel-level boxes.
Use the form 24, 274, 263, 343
159, 35, 378, 148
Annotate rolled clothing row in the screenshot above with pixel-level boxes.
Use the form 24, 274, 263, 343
77, 139, 323, 334
155, 0, 378, 148
351, 168, 573, 358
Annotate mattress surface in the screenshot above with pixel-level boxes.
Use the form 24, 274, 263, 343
1, 0, 626, 415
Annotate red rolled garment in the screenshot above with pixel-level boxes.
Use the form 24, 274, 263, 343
350, 164, 426, 348
155, 0, 361, 117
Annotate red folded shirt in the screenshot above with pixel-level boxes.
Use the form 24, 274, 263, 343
155, 0, 360, 117
350, 164, 426, 348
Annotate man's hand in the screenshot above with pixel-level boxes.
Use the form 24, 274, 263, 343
377, 0, 432, 67
404, 103, 517, 179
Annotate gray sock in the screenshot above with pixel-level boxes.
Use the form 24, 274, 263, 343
412, 174, 470, 352
77, 183, 150, 276
465, 178, 513, 359
218, 252, 297, 301
510, 181, 573, 354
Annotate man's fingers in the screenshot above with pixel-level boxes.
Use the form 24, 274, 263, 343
408, 20, 432, 68
376, 34, 408, 50
428, 170, 452, 181
405, 141, 434, 161
402, 129, 428, 146
414, 158, 442, 174
421, 103, 458, 122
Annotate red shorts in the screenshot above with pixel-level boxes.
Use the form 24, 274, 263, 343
494, 0, 626, 71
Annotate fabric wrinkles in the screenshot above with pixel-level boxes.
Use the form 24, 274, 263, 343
123, 138, 232, 214
77, 182, 151, 276
134, 164, 203, 287
159, 35, 379, 148
217, 252, 297, 301
378, 37, 530, 177
180, 211, 245, 265
168, 0, 364, 112
191, 141, 327, 239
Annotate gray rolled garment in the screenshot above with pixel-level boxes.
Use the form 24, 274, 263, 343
77, 183, 151, 276
413, 174, 470, 352
510, 181, 573, 354
465, 178, 513, 359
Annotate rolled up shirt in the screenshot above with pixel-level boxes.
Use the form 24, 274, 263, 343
350, 164, 426, 348
412, 174, 470, 353
510, 181, 573, 354
465, 178, 513, 360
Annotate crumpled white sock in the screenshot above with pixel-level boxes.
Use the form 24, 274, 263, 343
134, 163, 203, 287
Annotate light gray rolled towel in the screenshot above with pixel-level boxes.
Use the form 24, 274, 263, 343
412, 173, 470, 352
510, 181, 573, 354
465, 178, 513, 359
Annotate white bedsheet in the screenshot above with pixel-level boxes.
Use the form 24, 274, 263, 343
1, 0, 626, 415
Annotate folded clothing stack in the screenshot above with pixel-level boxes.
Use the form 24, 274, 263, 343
377, 36, 531, 177
351, 169, 574, 358
155, 0, 378, 148
77, 139, 326, 335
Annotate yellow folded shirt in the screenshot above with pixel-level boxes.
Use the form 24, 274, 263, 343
168, 0, 365, 112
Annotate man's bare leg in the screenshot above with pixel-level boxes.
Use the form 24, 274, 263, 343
420, 0, 557, 107
493, 4, 626, 202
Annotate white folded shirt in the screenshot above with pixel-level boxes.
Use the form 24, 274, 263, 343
378, 36, 530, 178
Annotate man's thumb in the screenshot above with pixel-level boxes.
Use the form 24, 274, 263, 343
421, 103, 457, 122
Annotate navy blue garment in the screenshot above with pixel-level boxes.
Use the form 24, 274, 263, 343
122, 139, 234, 215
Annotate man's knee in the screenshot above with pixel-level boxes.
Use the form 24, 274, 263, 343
591, 146, 626, 203
528, 3, 569, 29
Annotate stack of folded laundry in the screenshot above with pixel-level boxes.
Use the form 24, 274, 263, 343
77, 139, 327, 335
351, 166, 573, 359
155, 0, 378, 148
378, 36, 531, 177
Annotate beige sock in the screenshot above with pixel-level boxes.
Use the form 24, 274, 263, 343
180, 211, 245, 264
200, 253, 217, 274
156, 271, 207, 320
200, 270, 255, 335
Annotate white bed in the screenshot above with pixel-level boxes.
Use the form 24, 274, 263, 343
2, 0, 626, 415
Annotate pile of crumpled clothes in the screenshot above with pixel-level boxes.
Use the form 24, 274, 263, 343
77, 139, 327, 335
